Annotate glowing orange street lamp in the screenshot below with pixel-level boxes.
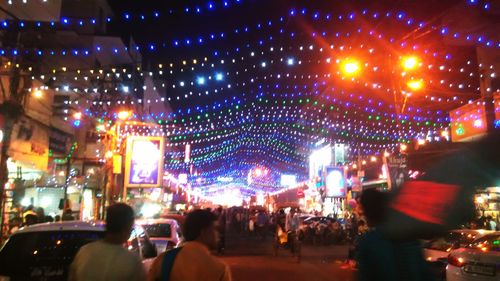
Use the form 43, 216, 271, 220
401, 56, 420, 71
117, 110, 131, 120
105, 151, 113, 159
407, 79, 424, 91
400, 143, 408, 152
33, 89, 43, 99
73, 112, 82, 120
340, 59, 361, 76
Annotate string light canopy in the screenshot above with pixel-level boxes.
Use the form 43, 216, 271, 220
11, 0, 498, 193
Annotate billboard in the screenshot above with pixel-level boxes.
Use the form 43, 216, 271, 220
125, 136, 164, 188
281, 174, 297, 187
383, 154, 408, 190
309, 145, 332, 179
325, 167, 345, 197
450, 93, 500, 142
450, 101, 487, 142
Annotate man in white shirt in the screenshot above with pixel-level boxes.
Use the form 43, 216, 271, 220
69, 203, 146, 281
285, 208, 300, 233
148, 209, 232, 281
285, 208, 301, 260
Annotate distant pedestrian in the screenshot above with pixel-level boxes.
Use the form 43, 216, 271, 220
285, 208, 301, 259
256, 211, 268, 240
69, 203, 145, 281
148, 209, 232, 281
23, 205, 38, 226
215, 206, 226, 254
62, 208, 74, 221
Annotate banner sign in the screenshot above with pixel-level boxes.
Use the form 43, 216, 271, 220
49, 127, 72, 155
125, 136, 164, 188
325, 167, 345, 197
384, 154, 408, 190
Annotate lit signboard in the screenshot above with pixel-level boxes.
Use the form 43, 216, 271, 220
125, 136, 164, 188
325, 167, 345, 197
450, 93, 500, 142
281, 174, 297, 187
309, 145, 332, 179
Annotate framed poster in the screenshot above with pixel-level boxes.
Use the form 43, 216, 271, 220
125, 136, 164, 188
325, 167, 345, 197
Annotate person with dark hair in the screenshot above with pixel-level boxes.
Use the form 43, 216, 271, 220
356, 189, 434, 281
147, 209, 232, 281
62, 208, 74, 221
215, 206, 227, 255
69, 203, 145, 281
23, 205, 38, 226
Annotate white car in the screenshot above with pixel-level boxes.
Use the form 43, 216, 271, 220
137, 218, 182, 254
446, 232, 500, 281
424, 229, 493, 262
0, 221, 157, 281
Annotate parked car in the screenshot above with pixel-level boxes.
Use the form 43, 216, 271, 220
0, 221, 157, 281
424, 229, 493, 262
446, 232, 500, 281
136, 218, 182, 253
160, 212, 186, 228
423, 229, 493, 281
302, 216, 336, 225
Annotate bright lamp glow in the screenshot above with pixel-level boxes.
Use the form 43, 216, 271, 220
254, 168, 263, 177
407, 79, 424, 91
105, 151, 113, 159
117, 110, 131, 120
341, 59, 360, 76
73, 112, 82, 119
473, 119, 483, 128
197, 77, 206, 85
33, 89, 43, 98
141, 203, 161, 218
401, 56, 419, 70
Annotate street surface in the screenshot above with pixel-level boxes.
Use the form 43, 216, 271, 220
220, 233, 356, 281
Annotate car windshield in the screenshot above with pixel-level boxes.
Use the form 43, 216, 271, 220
142, 223, 172, 238
0, 230, 104, 281
466, 234, 500, 252
426, 231, 480, 251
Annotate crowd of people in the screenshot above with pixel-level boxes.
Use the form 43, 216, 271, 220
6, 192, 496, 281
70, 204, 232, 281
6, 204, 75, 235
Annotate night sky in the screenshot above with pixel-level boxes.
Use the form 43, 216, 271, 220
100, 0, 496, 192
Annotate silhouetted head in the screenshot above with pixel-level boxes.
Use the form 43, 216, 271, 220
359, 189, 389, 227
183, 209, 218, 249
106, 203, 135, 243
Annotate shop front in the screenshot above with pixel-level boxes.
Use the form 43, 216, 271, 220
475, 187, 500, 221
